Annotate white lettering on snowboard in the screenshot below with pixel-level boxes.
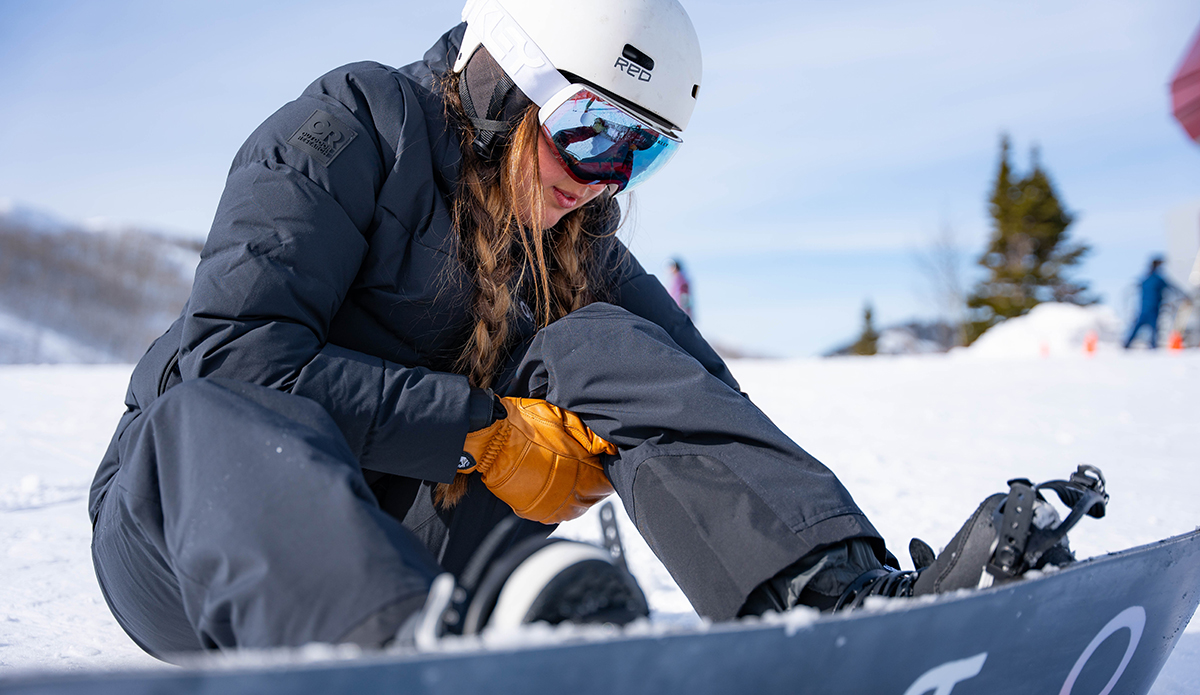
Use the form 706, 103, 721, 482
903, 653, 987, 695
1059, 605, 1146, 695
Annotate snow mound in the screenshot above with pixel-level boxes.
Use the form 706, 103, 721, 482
960, 303, 1122, 358
0, 475, 88, 512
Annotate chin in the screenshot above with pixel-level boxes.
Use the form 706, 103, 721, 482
541, 211, 567, 229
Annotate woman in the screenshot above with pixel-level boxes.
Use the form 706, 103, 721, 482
667, 258, 693, 317
88, 0, 895, 658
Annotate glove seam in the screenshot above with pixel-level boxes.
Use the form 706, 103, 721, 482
475, 420, 511, 475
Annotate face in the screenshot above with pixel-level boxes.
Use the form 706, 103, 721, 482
533, 131, 607, 229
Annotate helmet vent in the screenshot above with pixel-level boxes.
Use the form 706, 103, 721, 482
621, 44, 655, 72
691, 85, 699, 99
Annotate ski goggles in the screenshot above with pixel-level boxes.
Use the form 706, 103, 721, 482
460, 0, 682, 193
538, 85, 682, 194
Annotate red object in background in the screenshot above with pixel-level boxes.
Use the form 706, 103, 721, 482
1173, 25, 1200, 143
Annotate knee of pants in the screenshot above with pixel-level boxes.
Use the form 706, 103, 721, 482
503, 303, 696, 401
496, 304, 677, 394
116, 377, 358, 515
143, 377, 345, 441
141, 378, 353, 469
551, 302, 673, 338
531, 302, 691, 366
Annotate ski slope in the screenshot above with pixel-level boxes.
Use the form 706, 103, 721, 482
1, 339, 1197, 690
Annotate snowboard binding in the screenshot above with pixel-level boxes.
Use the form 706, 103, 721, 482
985, 464, 1108, 580
399, 501, 649, 650
836, 465, 1109, 610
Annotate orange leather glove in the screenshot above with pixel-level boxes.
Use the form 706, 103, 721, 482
460, 397, 617, 524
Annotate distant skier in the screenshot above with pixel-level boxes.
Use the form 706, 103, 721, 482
1124, 257, 1183, 349
666, 257, 693, 317
86, 0, 1068, 662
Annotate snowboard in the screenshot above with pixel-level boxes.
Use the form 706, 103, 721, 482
4, 528, 1200, 695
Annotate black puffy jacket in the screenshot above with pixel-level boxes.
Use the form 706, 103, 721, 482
89, 25, 735, 523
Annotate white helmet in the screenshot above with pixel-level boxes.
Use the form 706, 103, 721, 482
454, 0, 703, 133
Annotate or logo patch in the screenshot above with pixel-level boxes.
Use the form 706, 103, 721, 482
458, 453, 477, 471
288, 109, 357, 166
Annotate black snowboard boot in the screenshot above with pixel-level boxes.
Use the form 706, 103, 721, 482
739, 537, 895, 614
395, 502, 649, 649
838, 464, 1109, 609
743, 465, 1111, 615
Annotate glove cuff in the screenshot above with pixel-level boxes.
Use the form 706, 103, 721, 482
463, 417, 511, 477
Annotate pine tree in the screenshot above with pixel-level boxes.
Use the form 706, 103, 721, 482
851, 303, 879, 356
964, 136, 1092, 344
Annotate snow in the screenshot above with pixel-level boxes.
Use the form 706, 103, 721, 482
2, 312, 1198, 690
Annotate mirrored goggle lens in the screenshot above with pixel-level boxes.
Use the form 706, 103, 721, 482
541, 89, 680, 193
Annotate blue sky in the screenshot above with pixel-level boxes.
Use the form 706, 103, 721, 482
3, 0, 1199, 356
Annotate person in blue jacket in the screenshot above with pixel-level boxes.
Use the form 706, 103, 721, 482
1124, 257, 1182, 349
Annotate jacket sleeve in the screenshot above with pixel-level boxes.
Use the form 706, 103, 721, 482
602, 236, 741, 393
178, 62, 468, 484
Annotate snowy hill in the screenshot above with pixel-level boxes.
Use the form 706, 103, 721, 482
0, 201, 200, 364
1, 350, 1197, 692
825, 319, 958, 357
826, 302, 1136, 358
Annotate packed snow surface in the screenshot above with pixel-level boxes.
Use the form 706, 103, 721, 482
2, 345, 1198, 689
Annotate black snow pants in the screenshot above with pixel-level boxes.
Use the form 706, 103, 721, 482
91, 303, 879, 658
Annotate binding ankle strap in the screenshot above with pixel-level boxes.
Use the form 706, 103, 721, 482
988, 465, 1108, 580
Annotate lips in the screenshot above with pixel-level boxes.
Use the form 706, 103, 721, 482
552, 187, 579, 209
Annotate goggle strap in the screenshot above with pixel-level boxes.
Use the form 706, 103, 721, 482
538, 84, 589, 119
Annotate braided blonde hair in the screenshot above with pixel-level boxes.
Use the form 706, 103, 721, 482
437, 72, 617, 506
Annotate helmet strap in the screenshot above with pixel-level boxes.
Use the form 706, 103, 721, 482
459, 48, 531, 160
